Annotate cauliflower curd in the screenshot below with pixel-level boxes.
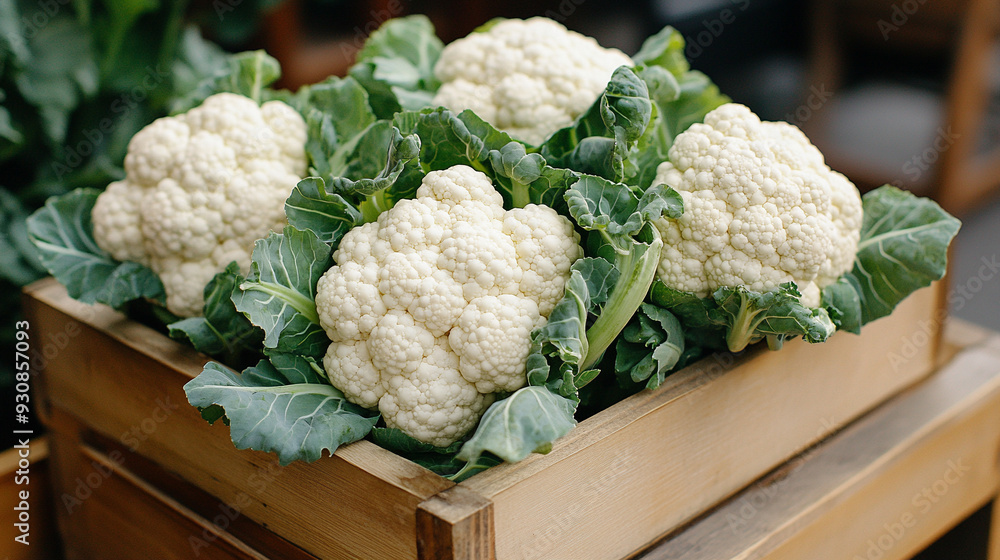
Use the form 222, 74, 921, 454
652, 103, 863, 307
316, 165, 583, 446
92, 93, 308, 317
432, 17, 634, 146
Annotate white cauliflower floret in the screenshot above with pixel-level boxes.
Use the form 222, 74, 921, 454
316, 165, 583, 446
377, 198, 453, 252
324, 339, 383, 409
503, 205, 583, 315
315, 261, 385, 343
367, 310, 437, 377
406, 269, 466, 337
449, 294, 543, 393
432, 17, 634, 145
652, 103, 863, 307
333, 221, 391, 266
416, 165, 506, 210
378, 339, 493, 447
91, 93, 307, 317
438, 222, 523, 301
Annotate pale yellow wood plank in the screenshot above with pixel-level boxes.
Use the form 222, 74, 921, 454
635, 338, 1000, 560
463, 286, 941, 560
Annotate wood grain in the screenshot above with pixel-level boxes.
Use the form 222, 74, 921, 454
462, 286, 941, 560
79, 425, 318, 560
24, 278, 453, 560
634, 332, 1000, 560
0, 438, 56, 560
46, 409, 265, 560
417, 486, 495, 560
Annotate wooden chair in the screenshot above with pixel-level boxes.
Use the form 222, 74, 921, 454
806, 0, 1000, 215
937, 0, 1000, 213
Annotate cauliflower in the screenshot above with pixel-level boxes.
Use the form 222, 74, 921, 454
432, 17, 634, 146
652, 103, 863, 308
316, 165, 583, 446
92, 93, 307, 317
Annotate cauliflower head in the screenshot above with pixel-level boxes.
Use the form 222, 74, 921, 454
91, 93, 307, 317
316, 165, 583, 446
652, 103, 863, 307
432, 17, 634, 146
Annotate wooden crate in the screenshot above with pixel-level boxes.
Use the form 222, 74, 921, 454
636, 320, 1000, 560
23, 277, 945, 560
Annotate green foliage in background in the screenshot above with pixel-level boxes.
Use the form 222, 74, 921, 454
0, 0, 239, 405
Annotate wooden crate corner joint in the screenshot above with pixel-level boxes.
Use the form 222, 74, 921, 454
417, 485, 495, 560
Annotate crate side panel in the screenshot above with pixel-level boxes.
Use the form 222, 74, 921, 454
46, 415, 265, 560
642, 337, 1000, 560
473, 287, 941, 560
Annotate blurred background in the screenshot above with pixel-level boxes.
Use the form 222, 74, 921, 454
4, 0, 997, 341
0, 0, 997, 556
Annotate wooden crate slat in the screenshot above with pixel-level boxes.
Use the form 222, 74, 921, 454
76, 419, 319, 560
635, 330, 1000, 560
47, 409, 265, 560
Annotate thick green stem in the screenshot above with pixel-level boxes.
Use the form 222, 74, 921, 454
511, 181, 530, 208
448, 458, 493, 482
241, 383, 343, 396
100, 21, 131, 78
239, 281, 320, 325
724, 296, 764, 353
359, 190, 392, 223
309, 360, 329, 381
765, 334, 784, 351
580, 228, 663, 371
